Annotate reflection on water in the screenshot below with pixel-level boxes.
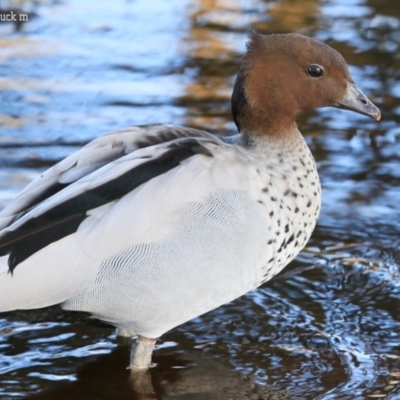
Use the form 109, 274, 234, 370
0, 0, 400, 398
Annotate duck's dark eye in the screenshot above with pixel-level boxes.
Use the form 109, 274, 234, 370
307, 64, 324, 78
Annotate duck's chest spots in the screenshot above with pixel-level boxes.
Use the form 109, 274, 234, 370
254, 151, 321, 280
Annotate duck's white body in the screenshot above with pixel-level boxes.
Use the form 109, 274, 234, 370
0, 124, 319, 338
0, 32, 380, 370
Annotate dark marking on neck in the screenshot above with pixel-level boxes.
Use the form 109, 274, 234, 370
231, 72, 247, 133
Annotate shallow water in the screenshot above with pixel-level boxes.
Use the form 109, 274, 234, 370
0, 0, 400, 398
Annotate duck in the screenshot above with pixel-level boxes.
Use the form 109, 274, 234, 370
0, 31, 380, 371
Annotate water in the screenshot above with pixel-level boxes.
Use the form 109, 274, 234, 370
0, 0, 400, 398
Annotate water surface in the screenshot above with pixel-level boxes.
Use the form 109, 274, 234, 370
0, 0, 400, 398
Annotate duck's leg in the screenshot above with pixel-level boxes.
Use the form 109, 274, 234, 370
116, 328, 134, 346
130, 335, 157, 370
116, 328, 135, 338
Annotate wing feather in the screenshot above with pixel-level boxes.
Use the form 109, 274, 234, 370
0, 129, 219, 272
0, 124, 216, 230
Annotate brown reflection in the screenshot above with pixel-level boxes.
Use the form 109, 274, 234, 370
27, 344, 290, 400
255, 0, 321, 33
370, 0, 400, 19
180, 0, 243, 132
0, 37, 56, 62
147, 354, 290, 400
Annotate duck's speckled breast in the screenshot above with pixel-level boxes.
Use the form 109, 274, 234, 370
248, 133, 321, 283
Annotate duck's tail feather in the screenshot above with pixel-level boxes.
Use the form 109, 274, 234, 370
0, 235, 97, 312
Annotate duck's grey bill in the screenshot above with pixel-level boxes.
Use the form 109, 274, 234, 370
336, 83, 381, 121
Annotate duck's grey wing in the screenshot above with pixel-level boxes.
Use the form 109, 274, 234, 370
0, 130, 220, 274
0, 124, 216, 230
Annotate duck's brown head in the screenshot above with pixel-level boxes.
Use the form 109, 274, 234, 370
232, 32, 380, 137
